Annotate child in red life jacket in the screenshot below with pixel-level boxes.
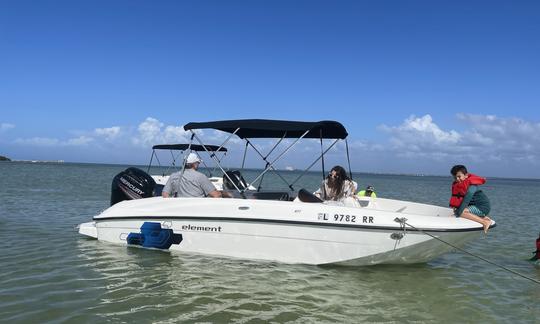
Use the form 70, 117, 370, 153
450, 165, 492, 233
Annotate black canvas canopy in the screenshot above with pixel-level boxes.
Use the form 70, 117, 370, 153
183, 119, 348, 139
151, 144, 227, 152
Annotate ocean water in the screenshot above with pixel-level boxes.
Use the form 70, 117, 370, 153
0, 162, 539, 323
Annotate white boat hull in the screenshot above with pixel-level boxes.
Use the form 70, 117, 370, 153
80, 197, 492, 265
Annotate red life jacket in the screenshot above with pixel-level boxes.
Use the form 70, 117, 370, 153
449, 173, 486, 208
536, 238, 540, 258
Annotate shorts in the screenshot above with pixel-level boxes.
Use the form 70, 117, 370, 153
467, 205, 487, 217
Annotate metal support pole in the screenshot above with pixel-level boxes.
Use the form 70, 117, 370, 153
345, 139, 353, 181
289, 138, 340, 187
214, 127, 240, 155
263, 132, 286, 160
146, 150, 155, 173
247, 130, 310, 191
320, 130, 327, 199
241, 141, 248, 170
153, 152, 164, 175
192, 131, 245, 198
245, 138, 295, 191
197, 151, 213, 177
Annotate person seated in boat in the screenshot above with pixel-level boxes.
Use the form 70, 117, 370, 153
162, 153, 230, 198
314, 165, 356, 201
449, 165, 492, 233
357, 185, 377, 198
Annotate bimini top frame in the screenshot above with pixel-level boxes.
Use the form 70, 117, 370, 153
183, 119, 352, 196
147, 143, 227, 177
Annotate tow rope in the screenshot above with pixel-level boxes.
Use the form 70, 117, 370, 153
394, 217, 540, 285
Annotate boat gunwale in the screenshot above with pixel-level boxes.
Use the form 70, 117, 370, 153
92, 215, 496, 233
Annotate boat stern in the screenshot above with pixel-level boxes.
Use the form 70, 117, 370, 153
78, 221, 97, 239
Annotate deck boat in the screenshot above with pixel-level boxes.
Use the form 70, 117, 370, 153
79, 119, 496, 265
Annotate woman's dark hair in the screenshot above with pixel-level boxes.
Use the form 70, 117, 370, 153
326, 165, 350, 200
328, 165, 350, 181
450, 165, 468, 176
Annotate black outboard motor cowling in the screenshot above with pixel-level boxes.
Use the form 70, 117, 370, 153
110, 167, 156, 205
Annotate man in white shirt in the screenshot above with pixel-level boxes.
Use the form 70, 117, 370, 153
162, 153, 226, 198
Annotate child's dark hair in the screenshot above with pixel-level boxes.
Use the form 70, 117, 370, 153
450, 165, 468, 176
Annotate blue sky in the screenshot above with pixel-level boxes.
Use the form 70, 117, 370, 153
1, 1, 539, 178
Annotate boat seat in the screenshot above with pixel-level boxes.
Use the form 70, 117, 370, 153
297, 188, 323, 203
251, 191, 290, 201
223, 170, 248, 191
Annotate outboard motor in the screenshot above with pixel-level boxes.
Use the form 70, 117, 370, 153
110, 167, 156, 206
223, 170, 248, 191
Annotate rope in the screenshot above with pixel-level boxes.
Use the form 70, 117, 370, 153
394, 217, 540, 285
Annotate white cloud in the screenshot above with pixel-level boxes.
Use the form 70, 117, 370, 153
11, 117, 194, 150
94, 126, 121, 140
458, 113, 540, 143
458, 113, 540, 159
379, 114, 461, 150
163, 125, 190, 143
7, 115, 540, 177
347, 139, 384, 152
14, 137, 60, 146
134, 117, 164, 146
206, 129, 242, 144
131, 117, 193, 147
66, 136, 94, 146
1, 123, 15, 132
14, 136, 93, 147
378, 114, 540, 164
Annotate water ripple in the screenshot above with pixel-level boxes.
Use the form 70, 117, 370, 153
1, 163, 539, 323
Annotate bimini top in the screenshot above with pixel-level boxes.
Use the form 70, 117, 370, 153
151, 144, 227, 152
183, 119, 348, 139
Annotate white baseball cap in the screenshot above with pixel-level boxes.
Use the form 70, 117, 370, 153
186, 152, 202, 164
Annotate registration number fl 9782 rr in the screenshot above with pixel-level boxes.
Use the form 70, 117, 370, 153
318, 213, 374, 223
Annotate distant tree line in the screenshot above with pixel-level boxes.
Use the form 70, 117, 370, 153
0, 155, 11, 161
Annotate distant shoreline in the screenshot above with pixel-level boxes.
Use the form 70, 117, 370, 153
3, 160, 538, 181
11, 159, 64, 163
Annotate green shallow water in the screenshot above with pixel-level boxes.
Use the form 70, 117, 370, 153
1, 162, 539, 323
